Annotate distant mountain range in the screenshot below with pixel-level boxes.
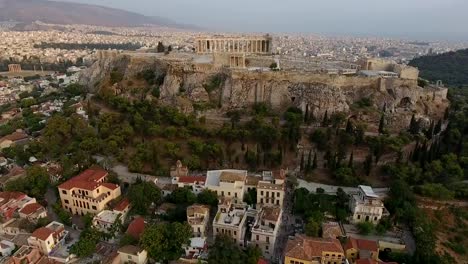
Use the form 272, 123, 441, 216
0, 0, 193, 28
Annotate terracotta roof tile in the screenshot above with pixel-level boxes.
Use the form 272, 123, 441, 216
345, 237, 378, 252
285, 235, 344, 261
58, 167, 109, 191
126, 217, 145, 240
113, 198, 130, 212
31, 227, 54, 241
177, 176, 206, 184
19, 203, 44, 215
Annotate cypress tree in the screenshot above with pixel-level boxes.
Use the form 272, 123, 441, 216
425, 120, 434, 139
306, 149, 312, 172
322, 110, 329, 127
348, 151, 354, 168
278, 145, 283, 164
346, 119, 353, 134
312, 152, 318, 169
412, 142, 420, 162
300, 152, 304, 171
378, 114, 385, 134
434, 119, 442, 135
364, 154, 373, 176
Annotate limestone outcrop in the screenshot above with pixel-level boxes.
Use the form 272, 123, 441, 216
80, 52, 449, 130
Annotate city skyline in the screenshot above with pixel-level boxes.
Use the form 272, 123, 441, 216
55, 0, 468, 41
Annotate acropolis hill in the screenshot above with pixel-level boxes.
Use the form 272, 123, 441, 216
79, 35, 448, 131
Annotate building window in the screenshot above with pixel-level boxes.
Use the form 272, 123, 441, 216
61, 190, 67, 194
260, 191, 263, 195
221, 191, 224, 196
92, 206, 97, 210
266, 237, 269, 243
235, 193, 237, 198
357, 215, 361, 219
228, 192, 231, 196
64, 199, 69, 204
256, 235, 259, 241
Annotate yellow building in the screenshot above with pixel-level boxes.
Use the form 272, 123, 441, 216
58, 167, 121, 216
284, 235, 345, 264
27, 221, 68, 255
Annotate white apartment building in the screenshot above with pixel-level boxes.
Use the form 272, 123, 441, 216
349, 185, 388, 224
250, 206, 282, 258
205, 170, 247, 203
213, 200, 251, 247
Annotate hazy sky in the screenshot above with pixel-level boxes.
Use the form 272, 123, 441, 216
57, 0, 468, 40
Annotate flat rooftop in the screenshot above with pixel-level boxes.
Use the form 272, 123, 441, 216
206, 169, 247, 187
214, 206, 246, 227
94, 210, 120, 224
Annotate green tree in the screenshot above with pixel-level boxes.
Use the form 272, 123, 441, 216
157, 41, 165, 53
197, 190, 219, 207
357, 222, 374, 235
5, 165, 50, 199
140, 222, 192, 262
305, 218, 320, 237
128, 181, 161, 215
70, 227, 102, 257
208, 235, 247, 264
378, 114, 385, 134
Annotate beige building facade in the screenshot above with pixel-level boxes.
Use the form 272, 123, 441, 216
349, 185, 387, 224
187, 204, 210, 237
205, 169, 247, 203
251, 206, 282, 258
58, 167, 121, 216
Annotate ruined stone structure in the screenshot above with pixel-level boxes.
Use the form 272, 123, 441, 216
359, 58, 419, 80
195, 35, 273, 54
8, 64, 21, 73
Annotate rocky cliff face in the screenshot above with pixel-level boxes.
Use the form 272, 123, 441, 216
80, 52, 449, 130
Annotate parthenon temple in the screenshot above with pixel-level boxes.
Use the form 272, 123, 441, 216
195, 35, 273, 54
8, 64, 22, 73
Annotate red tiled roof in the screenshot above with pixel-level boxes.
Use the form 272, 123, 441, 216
0, 191, 26, 201
177, 176, 206, 184
126, 217, 145, 240
285, 235, 344, 261
257, 259, 269, 264
101, 182, 119, 190
273, 169, 286, 179
113, 198, 130, 212
31, 227, 54, 241
0, 131, 28, 143
19, 203, 44, 215
58, 167, 108, 190
345, 237, 378, 252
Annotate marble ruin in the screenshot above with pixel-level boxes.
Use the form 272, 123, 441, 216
8, 64, 22, 73
195, 35, 272, 54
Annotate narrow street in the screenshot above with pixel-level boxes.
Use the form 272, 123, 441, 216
272, 181, 296, 264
